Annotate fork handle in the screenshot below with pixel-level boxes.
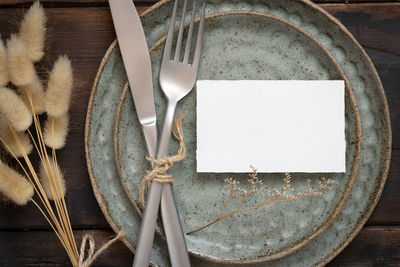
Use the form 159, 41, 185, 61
157, 100, 177, 158
133, 102, 180, 267
158, 101, 191, 267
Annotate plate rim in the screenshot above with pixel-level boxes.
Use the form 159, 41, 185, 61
113, 10, 361, 263
84, 0, 393, 265
298, 1, 392, 265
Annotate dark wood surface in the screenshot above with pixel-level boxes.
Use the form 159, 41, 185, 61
0, 0, 398, 4
0, 1, 398, 266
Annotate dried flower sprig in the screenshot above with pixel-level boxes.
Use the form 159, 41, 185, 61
187, 166, 334, 235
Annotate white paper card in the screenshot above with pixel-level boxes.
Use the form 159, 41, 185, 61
196, 80, 345, 173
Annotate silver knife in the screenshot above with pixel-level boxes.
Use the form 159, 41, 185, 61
108, 0, 157, 159
108, 1, 189, 266
108, 0, 160, 264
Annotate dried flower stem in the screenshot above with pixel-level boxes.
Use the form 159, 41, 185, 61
1, 96, 79, 266
187, 167, 334, 235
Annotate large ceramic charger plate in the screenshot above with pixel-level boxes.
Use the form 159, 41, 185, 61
114, 11, 360, 263
85, 0, 391, 266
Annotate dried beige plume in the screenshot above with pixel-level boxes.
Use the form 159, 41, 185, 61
6, 35, 36, 87
0, 161, 34, 205
0, 39, 9, 87
40, 160, 66, 200
0, 87, 32, 132
45, 56, 73, 117
0, 119, 33, 158
18, 75, 46, 114
19, 1, 46, 62
44, 114, 69, 150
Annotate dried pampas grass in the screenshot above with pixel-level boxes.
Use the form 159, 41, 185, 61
0, 121, 33, 158
19, 1, 46, 62
0, 3, 82, 265
6, 35, 36, 87
0, 161, 34, 205
0, 39, 9, 87
44, 114, 69, 150
18, 76, 46, 114
40, 160, 65, 201
45, 56, 73, 117
1, 110, 79, 264
0, 87, 32, 132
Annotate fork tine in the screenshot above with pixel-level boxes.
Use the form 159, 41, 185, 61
192, 2, 205, 69
174, 0, 187, 61
163, 0, 179, 62
183, 1, 196, 64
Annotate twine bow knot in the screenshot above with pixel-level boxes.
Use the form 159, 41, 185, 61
139, 115, 186, 206
78, 231, 125, 267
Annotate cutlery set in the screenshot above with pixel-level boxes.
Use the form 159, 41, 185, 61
109, 0, 205, 266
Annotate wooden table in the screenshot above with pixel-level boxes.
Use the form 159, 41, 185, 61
0, 0, 398, 266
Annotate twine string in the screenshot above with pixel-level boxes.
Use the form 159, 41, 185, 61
139, 115, 186, 206
78, 231, 125, 267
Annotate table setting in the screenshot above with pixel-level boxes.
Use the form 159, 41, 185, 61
0, 0, 396, 266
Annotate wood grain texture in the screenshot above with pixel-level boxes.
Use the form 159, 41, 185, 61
0, 227, 399, 266
328, 226, 400, 266
322, 3, 400, 150
0, 0, 154, 7
0, 2, 398, 266
368, 151, 400, 225
0, 0, 397, 6
0, 230, 133, 266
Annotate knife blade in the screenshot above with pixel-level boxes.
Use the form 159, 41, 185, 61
108, 0, 160, 265
109, 0, 157, 158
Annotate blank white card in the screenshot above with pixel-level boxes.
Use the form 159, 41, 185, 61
196, 80, 345, 173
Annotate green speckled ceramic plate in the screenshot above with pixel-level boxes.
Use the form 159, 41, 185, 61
114, 11, 360, 263
85, 0, 391, 266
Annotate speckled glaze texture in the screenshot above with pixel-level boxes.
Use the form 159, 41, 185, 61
115, 12, 360, 263
85, 0, 391, 266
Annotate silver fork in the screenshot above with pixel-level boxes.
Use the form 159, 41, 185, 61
133, 1, 205, 266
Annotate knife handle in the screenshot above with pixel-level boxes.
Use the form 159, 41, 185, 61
161, 184, 191, 267
132, 182, 163, 267
142, 122, 158, 159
